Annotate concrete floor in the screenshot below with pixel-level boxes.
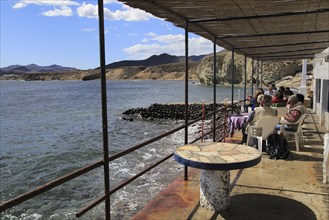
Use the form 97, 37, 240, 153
132, 112, 329, 220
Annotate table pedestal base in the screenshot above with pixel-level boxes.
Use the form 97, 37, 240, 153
200, 170, 230, 211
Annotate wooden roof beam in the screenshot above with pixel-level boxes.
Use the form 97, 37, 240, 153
260, 55, 314, 60
236, 40, 329, 49
249, 47, 328, 56
189, 8, 329, 23
255, 51, 317, 59
217, 29, 329, 39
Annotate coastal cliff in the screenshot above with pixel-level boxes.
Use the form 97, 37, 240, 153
0, 51, 313, 89
196, 50, 313, 89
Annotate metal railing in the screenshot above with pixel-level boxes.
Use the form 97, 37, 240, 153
0, 105, 232, 218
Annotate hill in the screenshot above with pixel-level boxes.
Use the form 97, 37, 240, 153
0, 64, 78, 75
0, 51, 314, 90
105, 53, 206, 69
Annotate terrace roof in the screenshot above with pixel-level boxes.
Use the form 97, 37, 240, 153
122, 0, 329, 60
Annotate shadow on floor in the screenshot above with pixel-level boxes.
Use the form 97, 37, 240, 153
289, 152, 323, 162
213, 193, 317, 220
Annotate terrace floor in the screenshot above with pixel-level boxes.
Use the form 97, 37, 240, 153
132, 111, 329, 220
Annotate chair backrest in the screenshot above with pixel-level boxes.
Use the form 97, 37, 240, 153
252, 116, 281, 139
272, 103, 286, 107
273, 106, 288, 117
295, 113, 307, 130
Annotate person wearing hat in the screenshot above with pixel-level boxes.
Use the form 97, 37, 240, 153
281, 95, 307, 123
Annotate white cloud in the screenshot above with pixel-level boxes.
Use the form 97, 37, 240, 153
42, 5, 73, 17
76, 3, 154, 21
124, 44, 166, 57
106, 4, 153, 21
145, 32, 157, 37
124, 34, 222, 59
76, 3, 98, 19
104, 0, 119, 4
153, 34, 184, 44
81, 28, 96, 32
13, 0, 154, 21
13, 0, 79, 9
142, 38, 148, 42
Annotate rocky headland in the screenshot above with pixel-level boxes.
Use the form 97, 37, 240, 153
0, 50, 313, 89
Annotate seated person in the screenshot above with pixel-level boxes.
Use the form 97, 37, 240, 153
285, 87, 294, 95
278, 86, 285, 94
242, 95, 277, 144
257, 94, 264, 105
276, 95, 307, 131
282, 90, 290, 104
296, 93, 305, 104
271, 84, 277, 93
282, 95, 307, 123
249, 89, 264, 109
272, 91, 285, 105
264, 85, 275, 96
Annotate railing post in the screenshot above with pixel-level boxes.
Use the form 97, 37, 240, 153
97, 0, 110, 219
260, 60, 263, 88
257, 59, 260, 89
213, 36, 217, 142
251, 58, 254, 96
223, 108, 227, 142
184, 20, 189, 181
231, 49, 235, 113
244, 55, 247, 107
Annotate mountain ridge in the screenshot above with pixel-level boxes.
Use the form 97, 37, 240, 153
1, 53, 207, 74
105, 53, 206, 69
0, 51, 312, 91
0, 64, 78, 74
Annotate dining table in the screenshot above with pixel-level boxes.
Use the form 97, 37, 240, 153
228, 113, 249, 137
174, 142, 261, 211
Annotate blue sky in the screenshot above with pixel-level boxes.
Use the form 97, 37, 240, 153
1, 0, 222, 70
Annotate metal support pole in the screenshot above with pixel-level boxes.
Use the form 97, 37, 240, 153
251, 58, 254, 95
97, 0, 110, 219
231, 49, 235, 113
260, 61, 263, 88
213, 36, 217, 142
184, 20, 189, 181
299, 59, 308, 95
257, 60, 260, 89
244, 55, 247, 107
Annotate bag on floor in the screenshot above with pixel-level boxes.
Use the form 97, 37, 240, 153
266, 134, 290, 160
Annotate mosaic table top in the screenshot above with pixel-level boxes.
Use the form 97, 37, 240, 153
174, 142, 261, 170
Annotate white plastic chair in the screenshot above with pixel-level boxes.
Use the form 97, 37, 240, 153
278, 113, 306, 152
273, 107, 288, 117
246, 116, 280, 153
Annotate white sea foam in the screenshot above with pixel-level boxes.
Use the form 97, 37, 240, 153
2, 213, 43, 220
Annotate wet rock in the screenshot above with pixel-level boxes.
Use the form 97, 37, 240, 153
123, 103, 226, 120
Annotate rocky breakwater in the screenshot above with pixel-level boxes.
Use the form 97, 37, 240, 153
122, 103, 234, 142
122, 103, 226, 120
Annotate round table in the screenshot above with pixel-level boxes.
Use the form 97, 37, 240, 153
174, 142, 261, 211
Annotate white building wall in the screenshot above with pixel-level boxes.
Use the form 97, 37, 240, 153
313, 47, 329, 130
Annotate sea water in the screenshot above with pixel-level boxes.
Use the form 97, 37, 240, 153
0, 80, 244, 219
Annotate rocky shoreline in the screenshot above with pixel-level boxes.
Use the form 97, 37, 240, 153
122, 103, 228, 120
122, 103, 237, 142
